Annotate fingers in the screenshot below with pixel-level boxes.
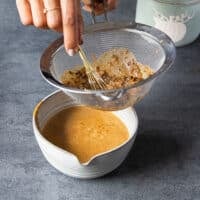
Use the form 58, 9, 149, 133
17, 0, 62, 30
43, 0, 62, 32
60, 0, 81, 55
17, 0, 83, 56
107, 0, 117, 9
83, 3, 105, 15
82, 0, 117, 15
29, 0, 47, 28
16, 0, 32, 25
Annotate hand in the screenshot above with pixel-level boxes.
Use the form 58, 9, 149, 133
16, 0, 83, 56
16, 0, 117, 56
82, 0, 117, 15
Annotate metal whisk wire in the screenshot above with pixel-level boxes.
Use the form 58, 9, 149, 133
78, 0, 108, 90
78, 45, 107, 90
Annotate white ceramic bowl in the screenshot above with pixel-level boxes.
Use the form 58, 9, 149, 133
32, 91, 138, 179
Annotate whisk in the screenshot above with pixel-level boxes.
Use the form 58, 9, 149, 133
78, 0, 108, 90
78, 45, 107, 90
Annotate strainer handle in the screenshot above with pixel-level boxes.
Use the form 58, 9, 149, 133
90, 0, 108, 24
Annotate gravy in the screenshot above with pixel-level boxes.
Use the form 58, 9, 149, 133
42, 106, 129, 163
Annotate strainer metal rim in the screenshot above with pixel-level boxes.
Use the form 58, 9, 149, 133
40, 22, 176, 94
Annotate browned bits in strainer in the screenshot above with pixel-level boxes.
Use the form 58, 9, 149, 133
61, 48, 154, 90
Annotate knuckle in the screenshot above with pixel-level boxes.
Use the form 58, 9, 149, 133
63, 16, 75, 26
48, 17, 61, 29
21, 18, 32, 26
34, 19, 45, 28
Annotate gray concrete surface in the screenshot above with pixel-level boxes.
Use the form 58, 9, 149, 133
0, 0, 200, 199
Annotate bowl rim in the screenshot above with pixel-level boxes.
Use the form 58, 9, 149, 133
32, 90, 139, 166
40, 21, 176, 94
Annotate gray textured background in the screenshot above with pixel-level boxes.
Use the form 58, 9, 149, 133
0, 0, 200, 199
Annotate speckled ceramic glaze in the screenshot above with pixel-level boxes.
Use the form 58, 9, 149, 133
32, 91, 138, 179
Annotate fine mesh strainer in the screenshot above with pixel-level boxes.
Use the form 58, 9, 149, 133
40, 22, 176, 111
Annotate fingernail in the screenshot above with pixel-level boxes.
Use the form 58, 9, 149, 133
67, 49, 75, 56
